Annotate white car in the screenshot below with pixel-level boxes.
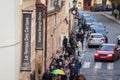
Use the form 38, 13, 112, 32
88, 33, 105, 47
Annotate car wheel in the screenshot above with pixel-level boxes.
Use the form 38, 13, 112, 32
88, 44, 91, 48
94, 59, 98, 62
105, 38, 108, 43
119, 54, 120, 59
112, 57, 116, 62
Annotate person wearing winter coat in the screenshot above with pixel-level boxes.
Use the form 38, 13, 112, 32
77, 40, 83, 56
66, 43, 73, 56
69, 64, 78, 80
42, 68, 52, 80
63, 36, 68, 51
74, 57, 82, 75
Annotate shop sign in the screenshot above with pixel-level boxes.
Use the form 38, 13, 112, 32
36, 5, 43, 50
21, 12, 31, 71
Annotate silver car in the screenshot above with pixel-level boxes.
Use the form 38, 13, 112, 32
88, 33, 105, 48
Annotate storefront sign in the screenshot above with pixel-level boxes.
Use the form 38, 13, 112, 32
21, 12, 31, 70
36, 5, 43, 50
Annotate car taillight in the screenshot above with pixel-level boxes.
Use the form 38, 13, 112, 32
101, 37, 105, 40
89, 38, 93, 41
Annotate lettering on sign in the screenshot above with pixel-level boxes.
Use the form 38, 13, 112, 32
36, 6, 43, 49
22, 13, 31, 69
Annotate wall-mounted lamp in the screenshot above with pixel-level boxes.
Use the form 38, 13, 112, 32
73, 0, 78, 7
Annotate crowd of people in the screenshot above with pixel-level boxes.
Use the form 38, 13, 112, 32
42, 17, 86, 80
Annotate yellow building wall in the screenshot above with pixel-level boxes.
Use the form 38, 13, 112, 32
77, 0, 111, 10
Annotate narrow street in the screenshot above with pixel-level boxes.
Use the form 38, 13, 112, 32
79, 12, 120, 80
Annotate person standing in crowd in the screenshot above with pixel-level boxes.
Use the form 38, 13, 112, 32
71, 38, 77, 54
73, 73, 78, 80
76, 39, 83, 57
79, 30, 84, 49
66, 43, 73, 56
69, 64, 78, 80
74, 57, 82, 75
76, 32, 81, 41
42, 68, 52, 80
56, 61, 64, 69
64, 65, 70, 80
63, 36, 68, 52
69, 31, 75, 48
49, 58, 57, 71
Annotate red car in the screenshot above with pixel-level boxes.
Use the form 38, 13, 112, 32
94, 44, 120, 62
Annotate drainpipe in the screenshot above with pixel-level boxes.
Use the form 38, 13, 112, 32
44, 0, 48, 72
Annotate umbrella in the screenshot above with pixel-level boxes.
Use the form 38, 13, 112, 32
51, 69, 65, 75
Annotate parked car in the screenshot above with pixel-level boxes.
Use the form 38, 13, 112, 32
106, 5, 113, 11
78, 10, 88, 19
88, 33, 105, 48
94, 44, 120, 61
92, 27, 108, 43
91, 4, 103, 12
92, 22, 105, 28
84, 17, 98, 31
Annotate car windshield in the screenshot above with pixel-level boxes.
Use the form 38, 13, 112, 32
86, 18, 91, 22
91, 35, 102, 38
86, 18, 96, 23
99, 45, 114, 51
94, 28, 106, 35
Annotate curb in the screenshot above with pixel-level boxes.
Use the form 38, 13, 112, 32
102, 13, 120, 25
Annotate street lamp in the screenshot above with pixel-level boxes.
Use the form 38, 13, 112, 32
78, 2, 81, 7
71, 8, 77, 15
71, 0, 78, 15
72, 0, 78, 7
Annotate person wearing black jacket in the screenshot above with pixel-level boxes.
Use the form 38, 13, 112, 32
42, 68, 52, 80
63, 36, 68, 51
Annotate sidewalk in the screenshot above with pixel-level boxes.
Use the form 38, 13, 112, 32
102, 13, 120, 25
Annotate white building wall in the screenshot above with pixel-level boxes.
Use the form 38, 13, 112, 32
0, 0, 20, 80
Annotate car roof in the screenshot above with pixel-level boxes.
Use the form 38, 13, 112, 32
82, 14, 90, 16
90, 33, 103, 35
90, 25, 101, 28
93, 27, 105, 30
101, 43, 116, 46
